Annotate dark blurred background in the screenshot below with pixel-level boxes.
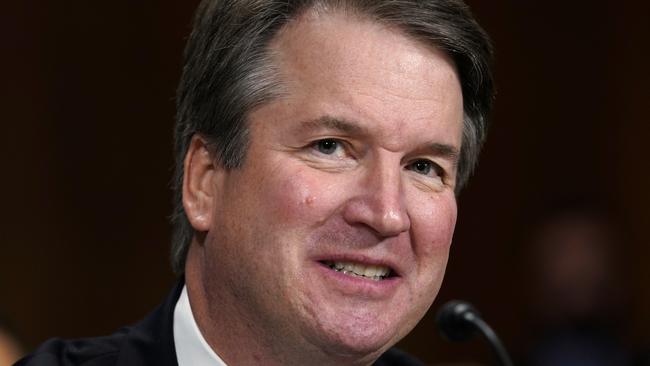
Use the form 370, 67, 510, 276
2, 1, 649, 365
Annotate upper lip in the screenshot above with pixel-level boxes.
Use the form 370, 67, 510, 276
314, 252, 403, 277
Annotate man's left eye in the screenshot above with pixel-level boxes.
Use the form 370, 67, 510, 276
407, 159, 440, 177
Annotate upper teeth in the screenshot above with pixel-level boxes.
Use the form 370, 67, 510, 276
324, 261, 391, 280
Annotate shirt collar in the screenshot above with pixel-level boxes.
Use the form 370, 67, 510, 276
173, 285, 228, 366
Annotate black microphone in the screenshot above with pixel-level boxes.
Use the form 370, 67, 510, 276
436, 300, 514, 366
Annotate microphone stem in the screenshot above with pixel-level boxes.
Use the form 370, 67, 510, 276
466, 314, 514, 366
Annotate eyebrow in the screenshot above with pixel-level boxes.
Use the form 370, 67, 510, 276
299, 115, 460, 166
298, 115, 366, 135
429, 142, 460, 167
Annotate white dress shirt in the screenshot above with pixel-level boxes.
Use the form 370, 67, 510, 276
173, 285, 228, 366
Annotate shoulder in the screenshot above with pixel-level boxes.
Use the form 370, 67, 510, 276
374, 347, 425, 366
15, 280, 183, 366
14, 330, 128, 366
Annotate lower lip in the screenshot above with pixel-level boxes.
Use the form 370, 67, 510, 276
315, 262, 401, 299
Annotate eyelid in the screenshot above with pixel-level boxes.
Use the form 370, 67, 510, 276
405, 159, 451, 189
429, 160, 445, 177
310, 137, 353, 158
408, 157, 441, 173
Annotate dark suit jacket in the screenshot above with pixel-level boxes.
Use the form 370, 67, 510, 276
16, 280, 423, 366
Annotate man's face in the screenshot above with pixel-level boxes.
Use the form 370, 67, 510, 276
201, 11, 463, 361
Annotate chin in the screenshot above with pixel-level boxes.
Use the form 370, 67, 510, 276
309, 315, 405, 361
320, 335, 398, 365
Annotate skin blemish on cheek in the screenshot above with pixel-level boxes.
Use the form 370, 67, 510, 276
305, 195, 316, 206
286, 168, 320, 209
275, 183, 322, 227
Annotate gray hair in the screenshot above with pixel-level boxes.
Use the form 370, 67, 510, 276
171, 0, 495, 274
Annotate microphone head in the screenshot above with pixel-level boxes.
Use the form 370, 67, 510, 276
435, 300, 481, 342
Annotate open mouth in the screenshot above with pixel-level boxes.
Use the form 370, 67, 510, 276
320, 260, 394, 281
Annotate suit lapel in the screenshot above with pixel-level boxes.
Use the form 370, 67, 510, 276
116, 278, 184, 366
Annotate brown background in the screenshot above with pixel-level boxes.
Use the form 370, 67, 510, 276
2, 0, 649, 364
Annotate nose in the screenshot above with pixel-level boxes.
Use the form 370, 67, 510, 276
342, 157, 411, 237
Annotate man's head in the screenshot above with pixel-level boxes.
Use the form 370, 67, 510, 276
171, 0, 494, 274
173, 1, 493, 364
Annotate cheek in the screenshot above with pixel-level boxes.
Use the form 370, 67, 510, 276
407, 192, 457, 292
403, 195, 457, 323
409, 196, 456, 300
413, 193, 458, 251
263, 166, 343, 228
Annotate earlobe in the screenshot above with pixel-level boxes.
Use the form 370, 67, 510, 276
182, 135, 222, 232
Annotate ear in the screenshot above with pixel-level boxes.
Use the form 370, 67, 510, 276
182, 135, 223, 232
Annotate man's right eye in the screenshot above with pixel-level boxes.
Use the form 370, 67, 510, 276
305, 138, 358, 170
313, 139, 340, 155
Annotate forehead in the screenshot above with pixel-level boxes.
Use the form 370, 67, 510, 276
264, 10, 464, 148
272, 10, 459, 93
